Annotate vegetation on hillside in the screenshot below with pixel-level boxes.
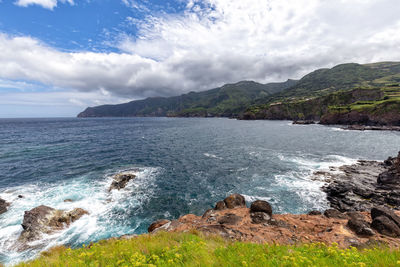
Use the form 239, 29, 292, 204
17, 232, 400, 267
77, 80, 297, 118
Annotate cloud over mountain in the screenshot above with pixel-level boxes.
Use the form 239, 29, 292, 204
2, 0, 400, 101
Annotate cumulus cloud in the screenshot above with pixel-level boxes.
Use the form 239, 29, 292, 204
2, 0, 400, 101
14, 0, 74, 10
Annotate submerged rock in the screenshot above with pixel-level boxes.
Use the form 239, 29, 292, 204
0, 198, 10, 215
18, 205, 88, 248
109, 173, 136, 191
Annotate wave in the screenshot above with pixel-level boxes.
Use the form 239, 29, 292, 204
0, 166, 160, 266
203, 153, 223, 160
273, 153, 358, 212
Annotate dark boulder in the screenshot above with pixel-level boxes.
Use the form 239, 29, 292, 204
223, 194, 246, 209
378, 152, 400, 185
250, 200, 272, 216
324, 209, 348, 219
109, 173, 135, 191
218, 214, 242, 225
214, 201, 226, 210
308, 210, 322, 216
250, 212, 271, 224
148, 219, 170, 233
0, 198, 9, 215
371, 216, 400, 237
347, 214, 375, 237
371, 207, 400, 228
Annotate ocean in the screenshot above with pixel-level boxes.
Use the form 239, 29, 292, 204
0, 117, 399, 265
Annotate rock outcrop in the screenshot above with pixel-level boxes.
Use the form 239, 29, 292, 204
109, 173, 135, 191
214, 194, 246, 210
18, 205, 88, 249
147, 194, 400, 248
320, 152, 400, 212
0, 198, 10, 215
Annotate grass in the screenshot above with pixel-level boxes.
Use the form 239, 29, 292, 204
16, 231, 400, 267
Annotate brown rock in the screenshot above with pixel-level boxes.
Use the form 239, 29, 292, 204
148, 219, 170, 233
223, 194, 246, 209
308, 210, 322, 216
250, 200, 272, 216
218, 213, 242, 225
214, 201, 226, 210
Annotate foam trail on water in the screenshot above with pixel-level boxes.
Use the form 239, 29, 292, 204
0, 166, 160, 266
274, 154, 358, 213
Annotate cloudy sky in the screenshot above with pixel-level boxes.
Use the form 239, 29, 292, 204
1, 0, 400, 117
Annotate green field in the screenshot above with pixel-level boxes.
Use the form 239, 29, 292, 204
16, 232, 400, 267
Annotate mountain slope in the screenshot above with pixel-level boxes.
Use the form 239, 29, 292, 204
77, 79, 297, 118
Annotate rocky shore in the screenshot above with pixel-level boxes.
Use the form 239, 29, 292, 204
147, 152, 400, 248
319, 152, 400, 212
147, 193, 400, 249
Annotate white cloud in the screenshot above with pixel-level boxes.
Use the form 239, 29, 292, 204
2, 0, 400, 103
14, 0, 74, 10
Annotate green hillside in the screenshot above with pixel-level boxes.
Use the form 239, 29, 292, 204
78, 80, 297, 118
78, 61, 400, 120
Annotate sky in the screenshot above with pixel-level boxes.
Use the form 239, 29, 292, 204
0, 0, 400, 117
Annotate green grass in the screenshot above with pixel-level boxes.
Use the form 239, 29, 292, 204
16, 232, 400, 267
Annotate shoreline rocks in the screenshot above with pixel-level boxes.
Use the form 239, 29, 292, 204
109, 173, 136, 191
320, 153, 400, 212
17, 205, 88, 250
147, 193, 400, 249
0, 198, 10, 215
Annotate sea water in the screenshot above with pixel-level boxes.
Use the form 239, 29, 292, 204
0, 117, 399, 265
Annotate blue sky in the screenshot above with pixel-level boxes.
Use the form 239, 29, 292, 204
1, 0, 400, 117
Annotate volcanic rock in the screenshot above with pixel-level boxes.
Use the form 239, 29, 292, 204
308, 210, 322, 215
371, 216, 400, 238
218, 213, 242, 225
347, 213, 375, 237
250, 212, 271, 224
250, 200, 272, 216
0, 198, 10, 215
223, 194, 246, 209
148, 219, 171, 233
371, 207, 400, 228
18, 205, 88, 245
320, 154, 400, 212
109, 173, 135, 191
214, 201, 226, 210
378, 152, 400, 185
324, 209, 348, 219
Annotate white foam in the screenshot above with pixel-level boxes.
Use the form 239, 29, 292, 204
203, 153, 223, 160
273, 153, 359, 212
0, 166, 160, 266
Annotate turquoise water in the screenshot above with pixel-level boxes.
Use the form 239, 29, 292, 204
0, 117, 399, 265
